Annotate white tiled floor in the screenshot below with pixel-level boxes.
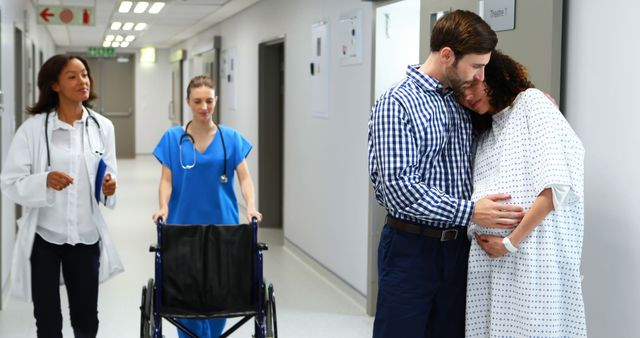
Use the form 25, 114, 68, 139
0, 155, 373, 337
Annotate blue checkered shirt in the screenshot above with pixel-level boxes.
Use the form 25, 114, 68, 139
368, 65, 475, 228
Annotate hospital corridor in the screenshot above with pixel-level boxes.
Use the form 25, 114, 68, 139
0, 0, 639, 337
0, 155, 373, 337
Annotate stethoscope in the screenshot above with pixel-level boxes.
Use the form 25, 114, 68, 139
179, 120, 228, 184
44, 106, 105, 170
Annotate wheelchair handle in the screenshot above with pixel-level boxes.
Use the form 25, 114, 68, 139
251, 216, 258, 226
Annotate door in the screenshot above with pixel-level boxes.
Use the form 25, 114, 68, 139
369, 0, 421, 315
202, 50, 220, 123
170, 61, 183, 126
258, 39, 285, 229
85, 55, 136, 158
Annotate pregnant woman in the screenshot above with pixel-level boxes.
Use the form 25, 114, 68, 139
459, 50, 587, 337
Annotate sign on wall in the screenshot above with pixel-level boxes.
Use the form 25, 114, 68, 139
338, 9, 363, 66
37, 5, 95, 26
479, 0, 516, 32
310, 20, 329, 118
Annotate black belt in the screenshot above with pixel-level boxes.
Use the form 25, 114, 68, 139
386, 215, 466, 241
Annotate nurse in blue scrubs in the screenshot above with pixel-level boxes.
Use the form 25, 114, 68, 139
151, 75, 262, 338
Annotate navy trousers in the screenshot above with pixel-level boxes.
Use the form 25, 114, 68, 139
30, 234, 100, 338
373, 224, 470, 338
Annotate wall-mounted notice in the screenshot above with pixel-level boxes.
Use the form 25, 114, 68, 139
479, 0, 516, 32
310, 20, 329, 118
338, 9, 363, 66
221, 47, 237, 111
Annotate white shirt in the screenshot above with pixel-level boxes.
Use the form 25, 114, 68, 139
37, 111, 98, 245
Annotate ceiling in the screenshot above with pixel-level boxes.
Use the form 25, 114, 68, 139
33, 0, 261, 49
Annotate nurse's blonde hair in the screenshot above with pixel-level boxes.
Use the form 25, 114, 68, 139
186, 75, 215, 100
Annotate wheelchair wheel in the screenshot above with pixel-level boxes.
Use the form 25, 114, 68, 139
139, 278, 155, 338
265, 283, 277, 338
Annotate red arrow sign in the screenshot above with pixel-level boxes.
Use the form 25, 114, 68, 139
40, 8, 54, 22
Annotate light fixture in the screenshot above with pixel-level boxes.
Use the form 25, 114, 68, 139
110, 22, 122, 30
103, 41, 111, 47
112, 41, 121, 48
105, 34, 115, 42
122, 22, 134, 31
118, 1, 133, 13
121, 42, 130, 48
115, 35, 124, 42
133, 2, 149, 14
125, 35, 136, 42
148, 2, 165, 14
140, 47, 156, 64
134, 22, 147, 31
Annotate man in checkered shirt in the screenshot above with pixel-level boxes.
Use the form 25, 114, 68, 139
368, 10, 525, 338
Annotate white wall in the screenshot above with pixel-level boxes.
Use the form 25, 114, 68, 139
135, 48, 172, 154
172, 0, 374, 294
564, 1, 640, 336
0, 0, 56, 301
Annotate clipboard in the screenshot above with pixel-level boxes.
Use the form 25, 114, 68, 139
95, 159, 107, 203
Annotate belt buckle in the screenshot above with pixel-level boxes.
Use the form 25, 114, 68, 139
440, 229, 458, 241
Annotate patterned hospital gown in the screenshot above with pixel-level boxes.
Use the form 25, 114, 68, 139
466, 89, 587, 337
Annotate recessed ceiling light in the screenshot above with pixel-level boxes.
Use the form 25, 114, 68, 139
134, 2, 149, 14
105, 35, 115, 42
103, 41, 111, 47
122, 22, 134, 31
112, 41, 121, 48
148, 2, 165, 14
118, 1, 133, 13
121, 42, 130, 48
125, 35, 136, 42
134, 23, 147, 31
115, 35, 124, 42
111, 22, 122, 30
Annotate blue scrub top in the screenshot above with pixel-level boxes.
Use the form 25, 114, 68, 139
153, 125, 252, 225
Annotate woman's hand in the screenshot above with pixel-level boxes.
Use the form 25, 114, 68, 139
47, 171, 74, 191
102, 173, 116, 196
474, 233, 509, 258
152, 207, 168, 224
247, 208, 262, 223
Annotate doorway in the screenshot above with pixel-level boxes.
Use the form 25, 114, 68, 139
84, 55, 136, 158
170, 58, 184, 126
258, 39, 284, 229
368, 0, 421, 315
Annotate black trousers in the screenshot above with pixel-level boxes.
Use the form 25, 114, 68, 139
30, 234, 100, 338
373, 224, 471, 338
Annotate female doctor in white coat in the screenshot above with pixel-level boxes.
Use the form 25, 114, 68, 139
0, 54, 123, 338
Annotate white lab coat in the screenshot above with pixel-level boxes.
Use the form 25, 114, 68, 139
0, 109, 124, 302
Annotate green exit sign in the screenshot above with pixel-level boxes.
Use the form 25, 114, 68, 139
87, 47, 115, 58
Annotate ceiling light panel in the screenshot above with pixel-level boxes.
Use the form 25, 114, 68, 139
111, 22, 122, 30
134, 23, 147, 31
125, 35, 136, 42
123, 22, 134, 30
148, 2, 165, 14
118, 1, 133, 13
134, 2, 150, 14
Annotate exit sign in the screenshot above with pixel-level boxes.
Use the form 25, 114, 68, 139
88, 47, 116, 58
37, 5, 95, 26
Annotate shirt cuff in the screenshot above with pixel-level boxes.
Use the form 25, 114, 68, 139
453, 199, 475, 227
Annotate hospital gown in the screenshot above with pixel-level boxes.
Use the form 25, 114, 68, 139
465, 88, 587, 337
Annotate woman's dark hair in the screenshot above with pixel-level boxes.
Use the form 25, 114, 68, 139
470, 50, 535, 134
186, 75, 214, 100
431, 10, 498, 58
484, 50, 534, 112
27, 54, 97, 115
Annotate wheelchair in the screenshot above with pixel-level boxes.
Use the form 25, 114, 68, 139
139, 218, 278, 338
